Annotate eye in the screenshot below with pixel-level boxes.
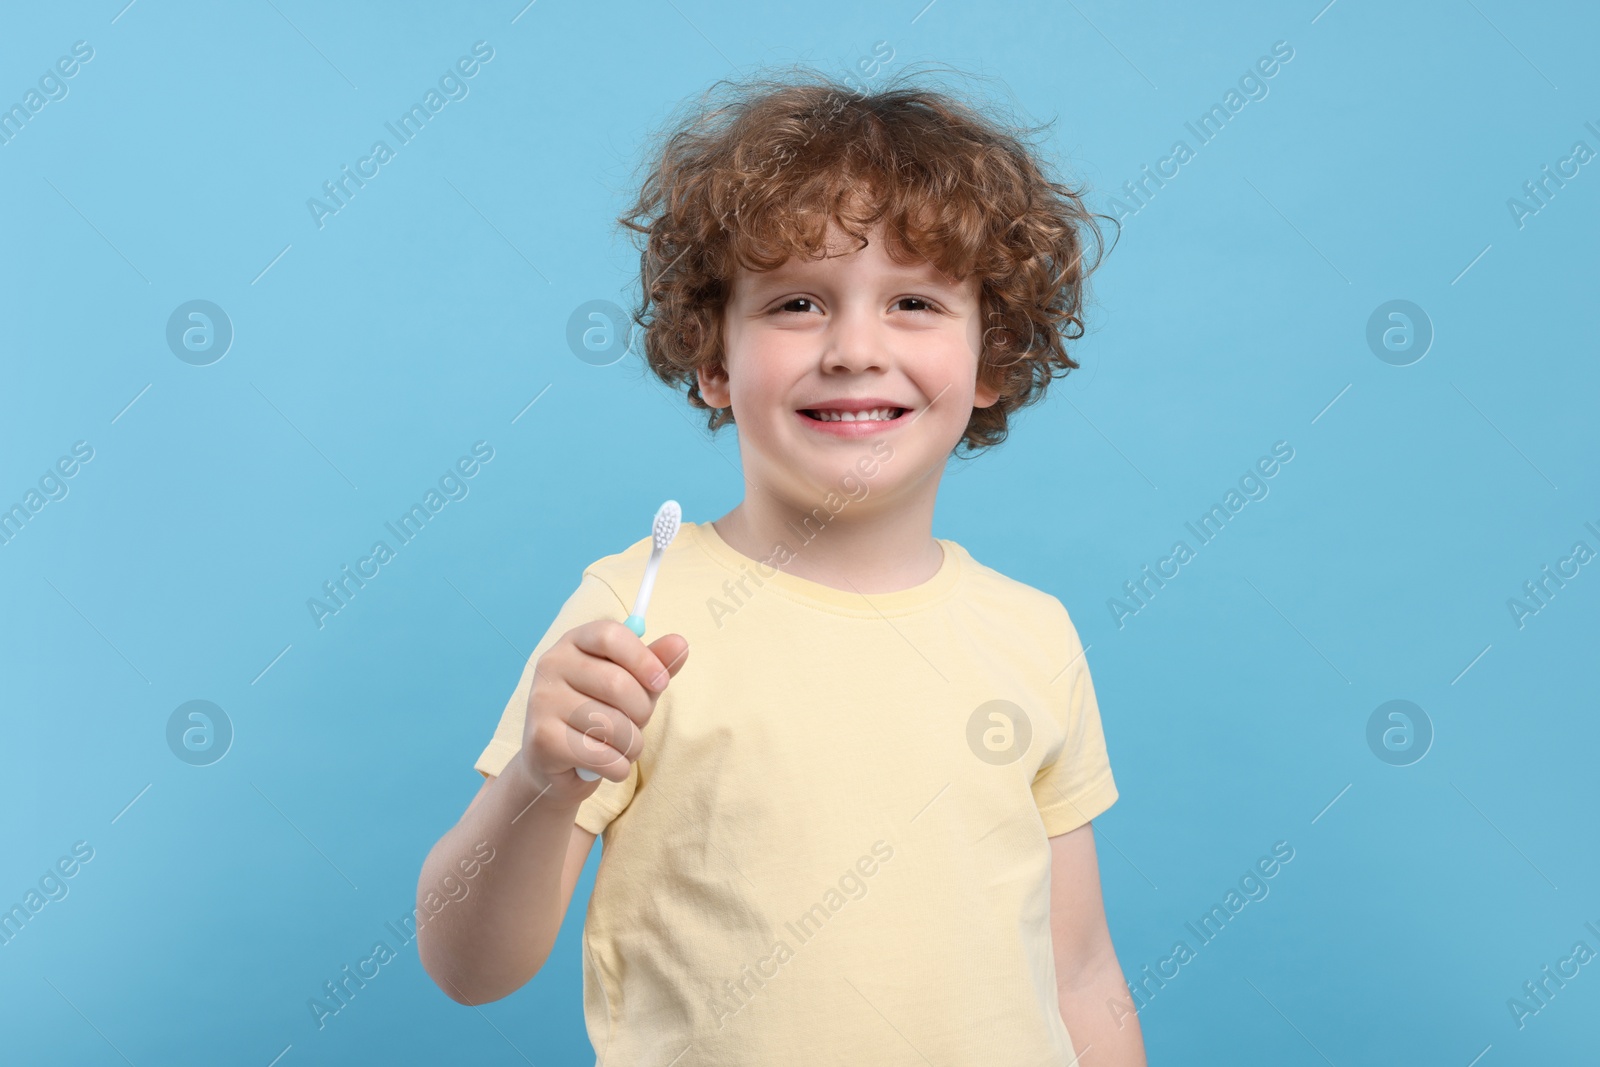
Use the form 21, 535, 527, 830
895, 296, 939, 313
774, 297, 819, 314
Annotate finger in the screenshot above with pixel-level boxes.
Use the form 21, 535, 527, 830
570, 634, 689, 732
560, 710, 631, 781
564, 652, 655, 730
571, 619, 673, 694
647, 633, 690, 681
565, 696, 641, 763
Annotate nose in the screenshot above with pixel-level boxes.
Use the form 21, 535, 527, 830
821, 303, 887, 375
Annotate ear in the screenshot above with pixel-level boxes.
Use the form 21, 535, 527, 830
697, 361, 731, 408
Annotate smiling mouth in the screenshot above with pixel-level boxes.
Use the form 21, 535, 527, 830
799, 408, 908, 423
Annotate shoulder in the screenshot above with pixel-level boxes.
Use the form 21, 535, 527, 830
582, 531, 655, 577
576, 531, 657, 603
574, 521, 724, 602
944, 539, 1081, 637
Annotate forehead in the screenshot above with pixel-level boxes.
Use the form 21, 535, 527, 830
731, 239, 972, 296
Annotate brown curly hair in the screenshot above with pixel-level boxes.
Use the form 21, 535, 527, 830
615, 63, 1116, 457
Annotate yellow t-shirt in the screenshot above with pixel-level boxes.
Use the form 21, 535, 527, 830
475, 520, 1119, 1065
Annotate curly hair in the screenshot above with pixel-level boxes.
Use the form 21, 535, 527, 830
615, 63, 1116, 457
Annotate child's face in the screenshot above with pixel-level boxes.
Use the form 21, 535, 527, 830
699, 221, 999, 512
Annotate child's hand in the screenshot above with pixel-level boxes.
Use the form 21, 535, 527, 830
518, 620, 689, 799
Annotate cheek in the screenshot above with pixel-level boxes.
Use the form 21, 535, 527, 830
726, 354, 775, 408
934, 328, 986, 409
728, 336, 802, 414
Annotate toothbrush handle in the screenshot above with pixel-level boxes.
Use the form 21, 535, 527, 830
631, 548, 663, 619
578, 545, 666, 783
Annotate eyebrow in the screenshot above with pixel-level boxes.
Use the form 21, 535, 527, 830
740, 261, 968, 295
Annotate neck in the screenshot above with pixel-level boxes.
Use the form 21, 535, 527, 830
712, 490, 944, 595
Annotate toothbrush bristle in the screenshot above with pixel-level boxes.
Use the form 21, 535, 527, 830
652, 500, 682, 549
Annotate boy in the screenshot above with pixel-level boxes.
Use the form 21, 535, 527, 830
418, 69, 1145, 1065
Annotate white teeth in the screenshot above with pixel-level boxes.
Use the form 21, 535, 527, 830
809, 408, 901, 422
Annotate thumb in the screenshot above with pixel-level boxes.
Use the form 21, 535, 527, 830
647, 633, 690, 681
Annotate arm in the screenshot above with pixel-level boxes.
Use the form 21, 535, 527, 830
416, 765, 596, 1005
417, 622, 689, 1006
1051, 822, 1147, 1066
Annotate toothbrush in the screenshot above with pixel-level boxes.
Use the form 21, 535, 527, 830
576, 500, 682, 781
624, 499, 682, 637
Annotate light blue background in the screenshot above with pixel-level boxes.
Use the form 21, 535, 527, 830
3, 1, 1596, 1063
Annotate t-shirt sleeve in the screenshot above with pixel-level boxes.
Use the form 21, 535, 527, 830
1031, 604, 1119, 837
473, 569, 642, 836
